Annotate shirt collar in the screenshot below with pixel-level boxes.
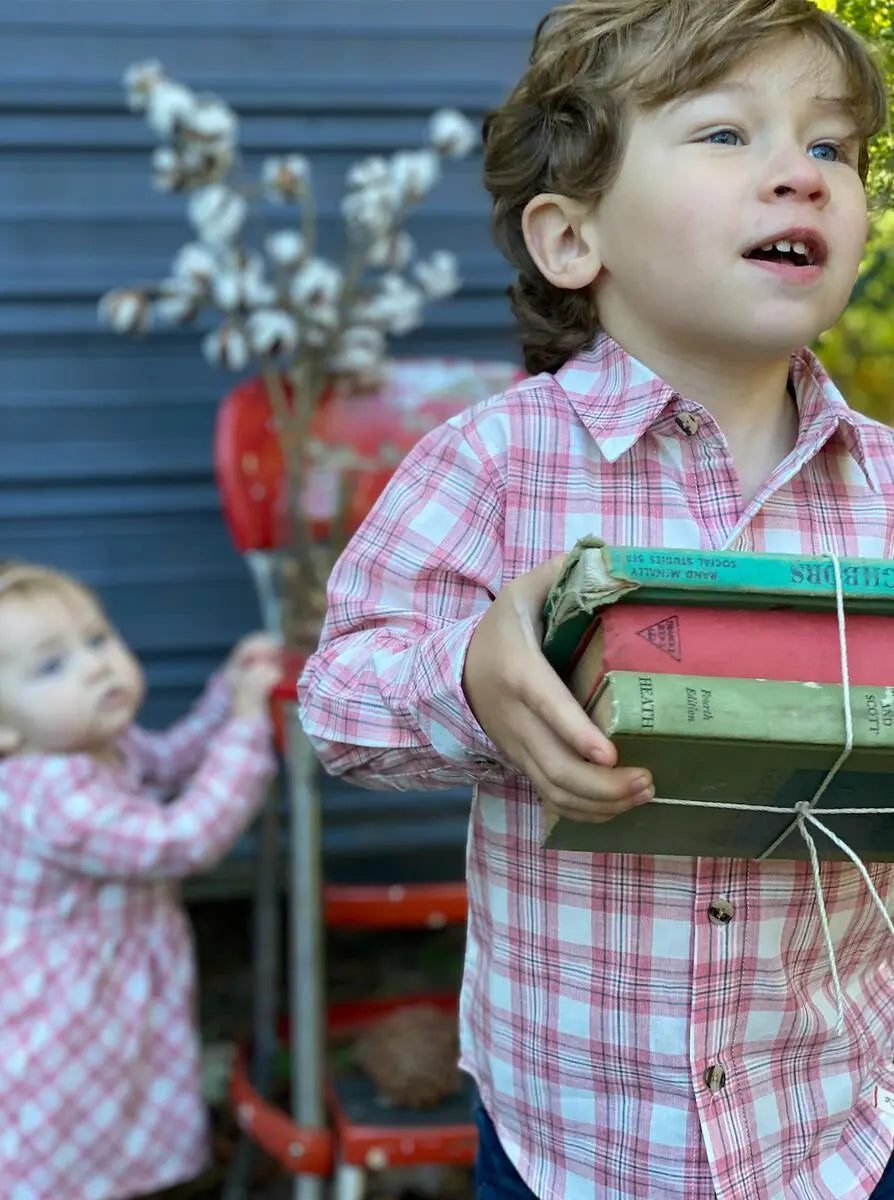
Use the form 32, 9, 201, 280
788, 347, 879, 491
554, 332, 879, 491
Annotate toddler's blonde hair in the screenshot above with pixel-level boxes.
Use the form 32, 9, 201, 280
0, 561, 96, 606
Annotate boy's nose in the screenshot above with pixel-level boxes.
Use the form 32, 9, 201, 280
760, 149, 830, 207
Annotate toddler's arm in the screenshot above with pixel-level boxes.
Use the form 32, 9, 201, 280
124, 671, 232, 791
126, 634, 278, 790
15, 714, 275, 879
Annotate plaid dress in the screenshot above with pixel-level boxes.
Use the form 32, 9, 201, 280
0, 676, 275, 1200
300, 334, 894, 1200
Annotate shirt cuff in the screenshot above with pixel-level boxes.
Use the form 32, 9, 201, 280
417, 611, 510, 774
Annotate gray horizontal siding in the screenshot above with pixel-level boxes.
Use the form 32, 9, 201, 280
2, 0, 542, 867
186, 778, 471, 899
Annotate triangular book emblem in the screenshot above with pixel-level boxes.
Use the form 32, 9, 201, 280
636, 615, 681, 661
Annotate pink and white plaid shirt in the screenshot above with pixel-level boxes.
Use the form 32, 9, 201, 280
0, 674, 275, 1199
299, 334, 894, 1200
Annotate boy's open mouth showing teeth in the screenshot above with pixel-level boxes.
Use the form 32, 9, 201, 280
743, 233, 826, 269
748, 239, 813, 266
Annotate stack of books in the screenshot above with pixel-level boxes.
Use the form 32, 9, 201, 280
540, 537, 894, 861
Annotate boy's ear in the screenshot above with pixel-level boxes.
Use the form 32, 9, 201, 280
0, 724, 22, 755
522, 193, 602, 291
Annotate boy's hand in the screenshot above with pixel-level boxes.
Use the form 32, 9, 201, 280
462, 556, 654, 824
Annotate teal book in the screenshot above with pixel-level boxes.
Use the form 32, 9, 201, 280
541, 670, 894, 861
542, 537, 894, 673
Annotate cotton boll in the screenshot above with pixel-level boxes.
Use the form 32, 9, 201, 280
390, 149, 440, 205
146, 78, 197, 139
171, 243, 218, 289
414, 251, 460, 300
123, 60, 165, 112
289, 259, 343, 311
187, 185, 248, 245
342, 184, 399, 241
246, 309, 300, 358
265, 230, 305, 269
345, 156, 392, 191
327, 326, 385, 375
98, 289, 151, 334
202, 323, 251, 371
262, 155, 311, 202
429, 108, 477, 158
366, 231, 415, 271
184, 96, 239, 150
154, 279, 202, 324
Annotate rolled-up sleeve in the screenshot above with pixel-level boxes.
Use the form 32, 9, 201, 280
299, 411, 511, 790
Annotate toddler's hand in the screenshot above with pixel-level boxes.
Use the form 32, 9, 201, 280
225, 632, 281, 684
462, 555, 654, 824
231, 655, 282, 719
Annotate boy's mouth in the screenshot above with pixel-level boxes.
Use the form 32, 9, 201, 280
743, 230, 827, 269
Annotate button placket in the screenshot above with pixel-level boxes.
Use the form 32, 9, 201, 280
691, 862, 741, 1126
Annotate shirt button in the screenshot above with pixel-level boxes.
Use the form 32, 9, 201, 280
707, 898, 734, 925
704, 1064, 727, 1093
674, 412, 700, 437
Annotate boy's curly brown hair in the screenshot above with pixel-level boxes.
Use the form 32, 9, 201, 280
482, 0, 889, 375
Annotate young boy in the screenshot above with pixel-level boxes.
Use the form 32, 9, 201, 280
300, 2, 894, 1197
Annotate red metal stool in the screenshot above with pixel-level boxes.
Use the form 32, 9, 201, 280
213, 359, 522, 1199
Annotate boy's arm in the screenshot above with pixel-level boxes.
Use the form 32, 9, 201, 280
300, 411, 653, 819
17, 717, 275, 879
125, 671, 232, 790
299, 417, 508, 790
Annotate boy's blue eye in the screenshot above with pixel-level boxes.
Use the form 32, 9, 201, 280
35, 656, 64, 678
705, 129, 741, 146
809, 142, 839, 163
87, 631, 109, 649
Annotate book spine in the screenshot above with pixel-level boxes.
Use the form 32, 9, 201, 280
603, 545, 894, 601
595, 671, 894, 749
594, 605, 894, 689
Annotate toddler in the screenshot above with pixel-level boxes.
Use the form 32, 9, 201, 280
0, 561, 280, 1199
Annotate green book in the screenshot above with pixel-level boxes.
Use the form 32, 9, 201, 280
543, 537, 894, 672
542, 671, 894, 861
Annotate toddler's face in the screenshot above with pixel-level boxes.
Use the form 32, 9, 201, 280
0, 585, 145, 757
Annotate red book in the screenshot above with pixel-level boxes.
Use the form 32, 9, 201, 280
568, 603, 894, 710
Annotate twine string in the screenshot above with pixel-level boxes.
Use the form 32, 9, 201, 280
647, 553, 892, 1035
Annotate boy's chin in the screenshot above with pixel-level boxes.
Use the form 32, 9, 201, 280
751, 301, 848, 351
732, 319, 831, 357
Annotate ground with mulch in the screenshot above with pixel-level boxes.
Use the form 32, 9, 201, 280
152, 899, 473, 1199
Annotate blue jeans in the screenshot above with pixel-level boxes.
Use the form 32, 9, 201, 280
474, 1103, 894, 1199
875, 1154, 894, 1200
474, 1103, 538, 1199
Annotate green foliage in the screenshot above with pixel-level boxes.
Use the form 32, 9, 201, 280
817, 213, 894, 422
835, 0, 893, 199
812, 0, 894, 422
